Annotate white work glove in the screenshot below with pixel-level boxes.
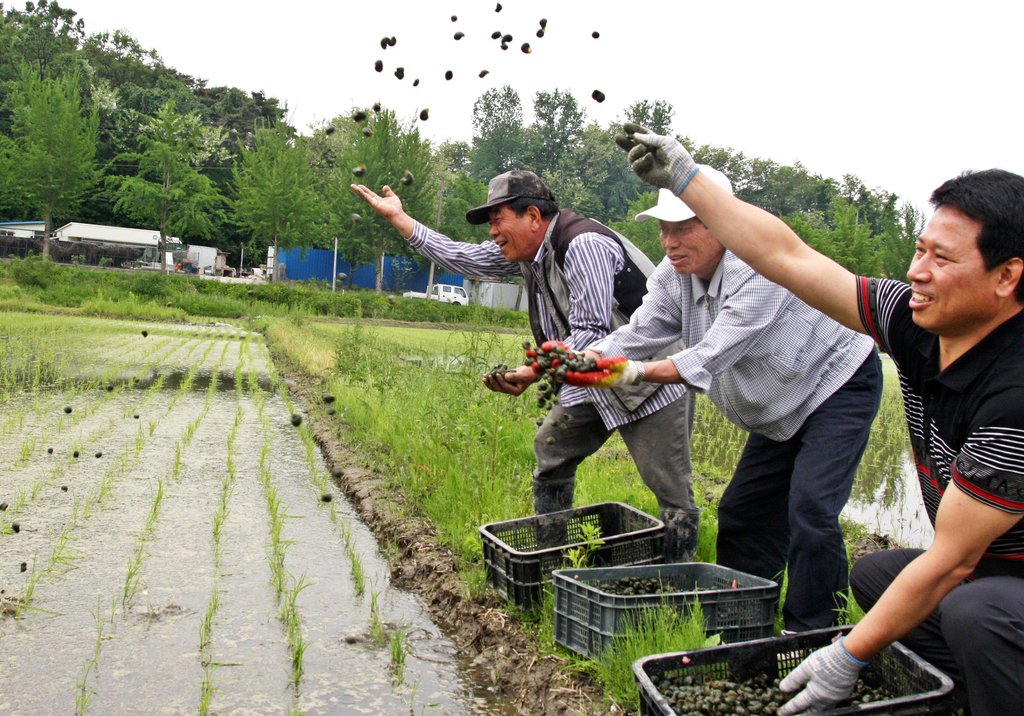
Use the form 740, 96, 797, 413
615, 122, 699, 195
778, 636, 868, 715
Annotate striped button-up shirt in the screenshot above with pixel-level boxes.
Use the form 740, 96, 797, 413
591, 250, 874, 441
407, 219, 685, 429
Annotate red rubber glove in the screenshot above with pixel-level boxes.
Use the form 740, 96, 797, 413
564, 357, 644, 388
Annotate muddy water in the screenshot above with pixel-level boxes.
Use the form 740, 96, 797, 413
0, 320, 503, 715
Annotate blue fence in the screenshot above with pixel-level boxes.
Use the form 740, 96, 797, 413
277, 248, 463, 291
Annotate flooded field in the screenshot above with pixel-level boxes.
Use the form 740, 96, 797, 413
0, 315, 500, 715
844, 455, 933, 549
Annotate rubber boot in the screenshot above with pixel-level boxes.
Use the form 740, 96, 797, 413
532, 479, 574, 550
660, 507, 701, 564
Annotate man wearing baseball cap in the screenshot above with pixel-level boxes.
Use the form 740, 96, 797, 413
351, 171, 700, 561
583, 165, 883, 631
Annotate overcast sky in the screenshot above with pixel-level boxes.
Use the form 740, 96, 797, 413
64, 0, 1023, 213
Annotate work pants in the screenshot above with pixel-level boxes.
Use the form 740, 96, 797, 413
851, 548, 1024, 716
716, 352, 882, 630
532, 393, 695, 511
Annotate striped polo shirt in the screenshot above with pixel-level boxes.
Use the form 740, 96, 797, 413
858, 277, 1024, 577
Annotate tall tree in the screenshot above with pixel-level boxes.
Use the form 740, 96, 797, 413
233, 121, 319, 281
540, 168, 603, 221
622, 99, 675, 135
878, 203, 923, 279
112, 99, 224, 271
80, 30, 158, 90
5, 0, 84, 80
434, 141, 488, 243
468, 85, 527, 180
571, 121, 641, 222
317, 107, 436, 291
2, 65, 98, 256
525, 89, 585, 175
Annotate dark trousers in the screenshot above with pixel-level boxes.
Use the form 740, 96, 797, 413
851, 548, 1024, 715
716, 351, 882, 630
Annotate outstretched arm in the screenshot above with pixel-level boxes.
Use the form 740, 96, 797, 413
618, 124, 866, 334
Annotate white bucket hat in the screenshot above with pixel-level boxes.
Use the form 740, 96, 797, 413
634, 165, 734, 223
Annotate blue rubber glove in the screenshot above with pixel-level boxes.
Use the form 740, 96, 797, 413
615, 122, 699, 195
778, 636, 868, 715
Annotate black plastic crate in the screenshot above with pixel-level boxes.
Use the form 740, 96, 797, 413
552, 562, 778, 658
633, 627, 954, 715
479, 502, 663, 609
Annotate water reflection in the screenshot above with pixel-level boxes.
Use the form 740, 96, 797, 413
845, 450, 934, 548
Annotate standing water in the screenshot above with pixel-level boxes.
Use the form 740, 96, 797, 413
0, 317, 506, 714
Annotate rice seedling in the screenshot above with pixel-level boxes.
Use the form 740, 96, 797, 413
565, 523, 604, 569
369, 589, 386, 644
74, 599, 113, 715
200, 587, 220, 653
16, 436, 35, 464
280, 576, 309, 686
389, 627, 409, 683
145, 479, 164, 533
836, 585, 866, 625
347, 545, 365, 596
48, 516, 79, 571
13, 561, 41, 617
123, 550, 144, 607
198, 677, 215, 716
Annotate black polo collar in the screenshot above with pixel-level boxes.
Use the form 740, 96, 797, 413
926, 308, 1024, 392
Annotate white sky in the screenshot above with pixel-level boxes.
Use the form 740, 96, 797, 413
64, 0, 1023, 213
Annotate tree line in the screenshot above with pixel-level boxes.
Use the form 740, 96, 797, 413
0, 1, 921, 286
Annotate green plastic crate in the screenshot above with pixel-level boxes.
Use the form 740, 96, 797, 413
553, 562, 779, 658
633, 627, 954, 715
479, 502, 663, 609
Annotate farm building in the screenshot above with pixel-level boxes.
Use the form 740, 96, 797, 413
0, 221, 45, 238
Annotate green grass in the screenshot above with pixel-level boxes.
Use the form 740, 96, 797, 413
0, 255, 529, 329
589, 601, 720, 713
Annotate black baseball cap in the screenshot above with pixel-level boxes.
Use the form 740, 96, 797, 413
465, 170, 556, 225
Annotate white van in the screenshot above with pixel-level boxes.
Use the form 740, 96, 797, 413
402, 283, 469, 305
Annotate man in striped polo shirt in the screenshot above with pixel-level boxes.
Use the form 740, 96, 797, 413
617, 123, 1024, 714
351, 171, 699, 561
584, 167, 883, 633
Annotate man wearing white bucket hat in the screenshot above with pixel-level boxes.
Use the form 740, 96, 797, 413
585, 165, 883, 632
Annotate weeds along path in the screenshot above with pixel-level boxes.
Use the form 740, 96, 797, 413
0, 314, 494, 715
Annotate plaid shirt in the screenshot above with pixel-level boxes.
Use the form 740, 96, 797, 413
592, 251, 874, 441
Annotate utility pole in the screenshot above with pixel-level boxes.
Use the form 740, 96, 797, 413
332, 236, 339, 292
